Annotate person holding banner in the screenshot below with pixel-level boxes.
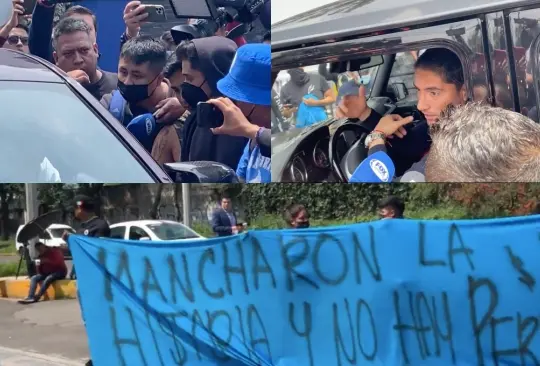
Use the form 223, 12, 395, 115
283, 203, 310, 228
377, 196, 405, 219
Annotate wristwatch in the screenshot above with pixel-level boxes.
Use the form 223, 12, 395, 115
364, 131, 386, 148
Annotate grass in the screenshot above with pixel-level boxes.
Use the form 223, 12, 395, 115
0, 261, 26, 278
0, 240, 17, 255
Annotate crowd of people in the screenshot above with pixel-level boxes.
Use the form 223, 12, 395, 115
1, 0, 271, 183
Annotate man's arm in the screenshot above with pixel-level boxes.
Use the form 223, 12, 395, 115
211, 211, 232, 235
28, 0, 56, 62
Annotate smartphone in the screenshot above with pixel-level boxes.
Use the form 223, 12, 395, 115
22, 0, 37, 15
144, 5, 167, 23
197, 102, 224, 129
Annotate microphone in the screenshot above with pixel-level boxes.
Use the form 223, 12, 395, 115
349, 151, 395, 183
399, 170, 426, 182
126, 113, 158, 152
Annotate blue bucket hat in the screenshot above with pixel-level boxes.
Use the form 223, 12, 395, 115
126, 113, 158, 152
217, 43, 271, 106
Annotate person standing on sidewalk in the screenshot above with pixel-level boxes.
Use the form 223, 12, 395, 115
62, 195, 110, 366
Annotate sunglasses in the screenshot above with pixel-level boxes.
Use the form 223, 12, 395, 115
7, 36, 29, 46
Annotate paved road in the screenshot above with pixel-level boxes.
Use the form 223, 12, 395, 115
0, 298, 88, 365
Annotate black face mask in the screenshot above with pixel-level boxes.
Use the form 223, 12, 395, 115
296, 221, 310, 229
118, 76, 158, 105
181, 80, 209, 110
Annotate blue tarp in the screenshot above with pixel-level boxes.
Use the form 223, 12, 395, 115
69, 215, 540, 366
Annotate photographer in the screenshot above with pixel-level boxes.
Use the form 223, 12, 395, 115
0, 0, 29, 53
209, 43, 271, 183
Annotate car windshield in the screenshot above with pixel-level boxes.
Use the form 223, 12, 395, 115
147, 222, 201, 240
0, 81, 155, 183
272, 64, 379, 133
49, 228, 74, 238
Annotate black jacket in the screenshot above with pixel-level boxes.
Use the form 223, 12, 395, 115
211, 208, 237, 237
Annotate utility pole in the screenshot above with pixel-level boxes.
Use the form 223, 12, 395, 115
182, 184, 191, 227
24, 184, 38, 223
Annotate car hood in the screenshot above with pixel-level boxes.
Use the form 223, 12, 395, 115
271, 119, 337, 179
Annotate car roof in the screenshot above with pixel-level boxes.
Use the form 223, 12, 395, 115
48, 224, 72, 229
0, 49, 64, 83
272, 0, 540, 49
111, 220, 184, 227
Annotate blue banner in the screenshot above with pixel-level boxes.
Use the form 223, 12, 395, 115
68, 215, 540, 366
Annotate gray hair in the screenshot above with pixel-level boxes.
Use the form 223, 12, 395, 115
52, 17, 91, 50
425, 102, 540, 182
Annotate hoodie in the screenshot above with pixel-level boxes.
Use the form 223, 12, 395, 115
182, 37, 248, 171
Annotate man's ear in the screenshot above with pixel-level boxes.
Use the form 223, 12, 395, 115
93, 43, 99, 55
53, 51, 58, 64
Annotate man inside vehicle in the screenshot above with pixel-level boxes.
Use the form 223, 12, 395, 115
280, 67, 336, 127
338, 48, 467, 179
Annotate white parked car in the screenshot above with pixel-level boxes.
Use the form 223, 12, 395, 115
15, 223, 75, 257
110, 220, 205, 242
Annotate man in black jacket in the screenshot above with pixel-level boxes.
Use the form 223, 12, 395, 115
211, 196, 245, 237
62, 195, 110, 366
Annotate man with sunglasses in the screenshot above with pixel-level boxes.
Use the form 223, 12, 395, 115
0, 0, 29, 53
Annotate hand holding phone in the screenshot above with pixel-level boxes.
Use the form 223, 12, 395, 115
197, 102, 224, 129
144, 4, 167, 23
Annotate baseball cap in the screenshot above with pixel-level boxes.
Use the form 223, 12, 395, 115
126, 113, 158, 152
73, 195, 94, 210
349, 151, 395, 183
217, 43, 271, 106
337, 80, 361, 105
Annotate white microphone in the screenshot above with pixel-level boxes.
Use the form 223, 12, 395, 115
400, 170, 426, 182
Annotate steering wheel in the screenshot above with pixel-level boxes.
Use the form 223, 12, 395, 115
329, 122, 371, 182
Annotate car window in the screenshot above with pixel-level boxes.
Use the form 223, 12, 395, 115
110, 226, 126, 239
49, 228, 74, 238
0, 81, 155, 183
129, 226, 148, 240
272, 64, 379, 132
388, 52, 418, 104
147, 222, 201, 240
509, 9, 540, 122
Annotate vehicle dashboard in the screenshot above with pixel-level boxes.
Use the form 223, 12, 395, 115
280, 127, 335, 182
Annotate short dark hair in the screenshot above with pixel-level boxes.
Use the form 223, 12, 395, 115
63, 5, 98, 33
120, 36, 168, 75
283, 204, 308, 226
73, 195, 95, 211
163, 57, 183, 79
377, 196, 405, 217
52, 18, 91, 50
175, 40, 199, 70
14, 23, 29, 34
415, 48, 464, 91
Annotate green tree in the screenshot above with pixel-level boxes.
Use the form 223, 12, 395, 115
0, 184, 23, 240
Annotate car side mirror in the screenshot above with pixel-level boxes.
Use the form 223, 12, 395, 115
391, 83, 408, 101
163, 161, 240, 183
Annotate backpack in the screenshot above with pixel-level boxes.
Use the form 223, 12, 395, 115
296, 93, 328, 128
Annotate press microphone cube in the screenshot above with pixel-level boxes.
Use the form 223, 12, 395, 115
349, 151, 395, 183
126, 113, 158, 152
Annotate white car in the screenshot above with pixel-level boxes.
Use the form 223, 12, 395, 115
15, 223, 75, 256
110, 220, 206, 242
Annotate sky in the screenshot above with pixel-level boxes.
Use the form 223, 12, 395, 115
0, 3, 10, 25
272, 0, 335, 24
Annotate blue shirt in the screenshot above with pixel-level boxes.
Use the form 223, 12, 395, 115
236, 141, 271, 183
